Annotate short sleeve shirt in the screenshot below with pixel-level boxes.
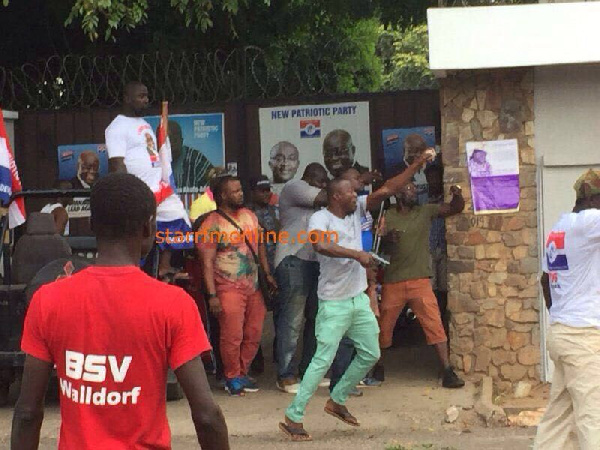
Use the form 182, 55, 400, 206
275, 179, 322, 267
198, 208, 260, 292
383, 204, 440, 283
105, 115, 187, 223
21, 266, 210, 450
308, 196, 368, 300
543, 209, 600, 329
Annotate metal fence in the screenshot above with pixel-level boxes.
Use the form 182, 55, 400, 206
0, 44, 355, 110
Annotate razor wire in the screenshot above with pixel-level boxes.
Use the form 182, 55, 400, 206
0, 43, 355, 110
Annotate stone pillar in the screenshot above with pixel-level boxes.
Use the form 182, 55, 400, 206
440, 69, 540, 391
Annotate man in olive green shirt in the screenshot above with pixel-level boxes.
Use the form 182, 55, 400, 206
379, 181, 465, 388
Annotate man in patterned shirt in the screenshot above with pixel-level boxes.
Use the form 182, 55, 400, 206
198, 175, 277, 396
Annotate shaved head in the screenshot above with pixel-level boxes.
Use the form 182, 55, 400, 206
302, 163, 329, 189
326, 178, 350, 200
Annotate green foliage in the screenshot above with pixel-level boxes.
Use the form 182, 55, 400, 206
379, 24, 437, 91
61, 0, 272, 41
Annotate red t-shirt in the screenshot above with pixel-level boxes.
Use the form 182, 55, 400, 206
21, 266, 211, 450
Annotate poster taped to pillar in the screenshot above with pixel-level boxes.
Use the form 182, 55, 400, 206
144, 113, 225, 206
259, 102, 371, 190
466, 139, 520, 215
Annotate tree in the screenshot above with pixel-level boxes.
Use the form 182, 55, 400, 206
378, 24, 437, 91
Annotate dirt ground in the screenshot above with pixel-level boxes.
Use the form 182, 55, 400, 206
0, 346, 537, 449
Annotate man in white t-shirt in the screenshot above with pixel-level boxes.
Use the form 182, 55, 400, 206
534, 169, 600, 450
280, 150, 435, 442
105, 82, 192, 280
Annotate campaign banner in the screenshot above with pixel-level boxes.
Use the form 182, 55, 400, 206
58, 144, 107, 220
259, 102, 371, 189
58, 144, 107, 188
382, 126, 437, 205
466, 139, 520, 215
144, 113, 225, 198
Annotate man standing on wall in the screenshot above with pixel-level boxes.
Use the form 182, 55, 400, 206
534, 169, 600, 450
105, 81, 193, 281
280, 150, 435, 441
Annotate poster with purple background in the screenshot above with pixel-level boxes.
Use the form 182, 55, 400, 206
466, 139, 520, 215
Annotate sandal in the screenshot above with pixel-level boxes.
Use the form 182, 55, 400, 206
324, 401, 360, 427
159, 271, 177, 284
279, 421, 312, 442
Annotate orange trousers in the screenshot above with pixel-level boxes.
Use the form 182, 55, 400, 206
379, 278, 447, 348
216, 289, 266, 379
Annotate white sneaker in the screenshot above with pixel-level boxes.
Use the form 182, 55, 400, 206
318, 378, 331, 388
277, 379, 300, 394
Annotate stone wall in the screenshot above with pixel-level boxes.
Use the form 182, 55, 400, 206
440, 69, 540, 391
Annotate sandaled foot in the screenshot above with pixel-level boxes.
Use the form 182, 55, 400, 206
158, 271, 178, 284
324, 399, 360, 427
279, 417, 312, 441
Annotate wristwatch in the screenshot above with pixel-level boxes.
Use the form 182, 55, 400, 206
207, 293, 217, 299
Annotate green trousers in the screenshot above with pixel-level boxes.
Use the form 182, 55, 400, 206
285, 292, 380, 423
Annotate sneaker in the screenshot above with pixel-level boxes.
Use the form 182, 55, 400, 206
277, 378, 300, 394
225, 377, 246, 396
359, 377, 382, 388
348, 386, 364, 397
372, 364, 385, 382
442, 367, 465, 389
240, 376, 259, 393
318, 377, 331, 388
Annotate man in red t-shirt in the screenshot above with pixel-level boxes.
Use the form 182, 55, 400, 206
11, 173, 230, 450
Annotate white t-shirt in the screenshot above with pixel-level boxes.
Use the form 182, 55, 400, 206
105, 115, 189, 224
308, 195, 368, 301
542, 209, 600, 329
41, 203, 69, 236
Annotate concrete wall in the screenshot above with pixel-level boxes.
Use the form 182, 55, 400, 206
440, 69, 540, 391
536, 63, 600, 232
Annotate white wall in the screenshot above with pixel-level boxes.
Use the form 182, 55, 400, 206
428, 2, 600, 71
535, 63, 600, 230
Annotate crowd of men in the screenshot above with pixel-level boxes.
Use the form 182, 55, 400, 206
12, 81, 472, 448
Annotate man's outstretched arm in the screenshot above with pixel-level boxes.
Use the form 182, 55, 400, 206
175, 357, 230, 450
365, 150, 435, 211
11, 355, 53, 450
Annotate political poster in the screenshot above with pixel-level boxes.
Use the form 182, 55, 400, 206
259, 102, 371, 191
57, 143, 107, 220
144, 113, 225, 202
58, 143, 107, 188
381, 126, 437, 205
466, 139, 520, 215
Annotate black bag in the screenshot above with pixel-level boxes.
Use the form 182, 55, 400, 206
215, 210, 275, 310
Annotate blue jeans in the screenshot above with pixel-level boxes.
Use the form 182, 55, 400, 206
275, 256, 320, 380
330, 337, 356, 391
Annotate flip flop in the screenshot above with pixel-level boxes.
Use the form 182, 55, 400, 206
324, 404, 360, 427
279, 422, 312, 441
159, 271, 177, 284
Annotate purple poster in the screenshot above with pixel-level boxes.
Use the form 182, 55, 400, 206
466, 139, 520, 214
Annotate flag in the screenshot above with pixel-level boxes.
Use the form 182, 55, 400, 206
0, 109, 26, 229
154, 101, 175, 205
